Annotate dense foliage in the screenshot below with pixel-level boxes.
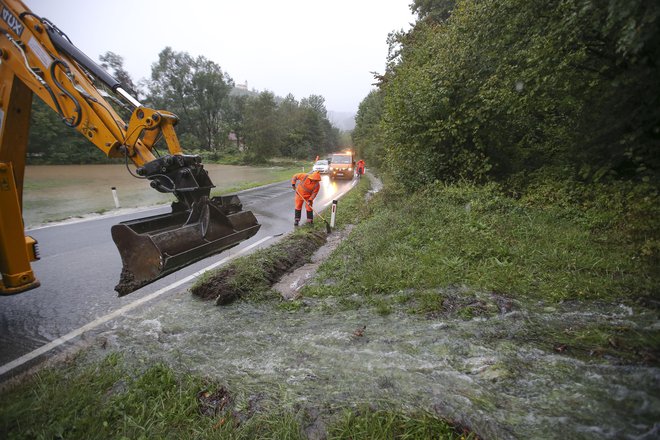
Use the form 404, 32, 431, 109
355, 0, 659, 187
27, 49, 342, 164
352, 90, 385, 169
27, 99, 114, 164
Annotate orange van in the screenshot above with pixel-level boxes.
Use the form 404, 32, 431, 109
329, 152, 355, 180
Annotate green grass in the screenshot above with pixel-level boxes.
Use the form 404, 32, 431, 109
0, 354, 213, 439
0, 354, 469, 440
305, 180, 657, 304
328, 406, 477, 440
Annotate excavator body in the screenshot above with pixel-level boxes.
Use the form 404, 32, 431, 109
0, 0, 260, 296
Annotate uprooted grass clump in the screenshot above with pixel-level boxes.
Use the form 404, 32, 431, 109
191, 229, 327, 305
191, 176, 374, 305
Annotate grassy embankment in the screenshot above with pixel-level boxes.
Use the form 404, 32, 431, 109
1, 172, 657, 439
1, 176, 475, 440
195, 172, 658, 362
304, 176, 658, 363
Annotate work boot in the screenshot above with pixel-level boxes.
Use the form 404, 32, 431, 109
306, 210, 314, 224
294, 209, 301, 226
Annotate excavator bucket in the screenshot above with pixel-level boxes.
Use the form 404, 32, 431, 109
111, 195, 260, 296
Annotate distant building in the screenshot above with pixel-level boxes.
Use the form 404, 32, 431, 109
236, 81, 248, 91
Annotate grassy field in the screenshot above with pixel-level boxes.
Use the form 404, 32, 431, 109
22, 161, 309, 228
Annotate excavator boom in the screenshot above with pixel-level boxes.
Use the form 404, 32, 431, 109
0, 0, 260, 295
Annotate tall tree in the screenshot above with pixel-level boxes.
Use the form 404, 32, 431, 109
277, 94, 306, 158
189, 57, 234, 151
353, 90, 385, 168
410, 0, 456, 22
99, 51, 138, 97
225, 94, 248, 151
147, 47, 234, 151
243, 91, 280, 161
378, 0, 659, 187
300, 95, 338, 157
300, 95, 328, 119
28, 97, 111, 164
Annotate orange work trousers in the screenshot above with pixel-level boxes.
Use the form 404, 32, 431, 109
295, 192, 314, 212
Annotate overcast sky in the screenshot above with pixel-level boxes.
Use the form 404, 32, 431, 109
27, 0, 416, 114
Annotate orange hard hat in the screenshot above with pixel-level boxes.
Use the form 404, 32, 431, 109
309, 171, 322, 181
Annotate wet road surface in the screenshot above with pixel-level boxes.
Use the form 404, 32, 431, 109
0, 176, 355, 373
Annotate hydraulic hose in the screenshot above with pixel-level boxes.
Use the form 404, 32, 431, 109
49, 59, 82, 127
43, 21, 122, 92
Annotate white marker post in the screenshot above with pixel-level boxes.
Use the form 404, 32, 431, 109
330, 200, 338, 228
111, 187, 120, 209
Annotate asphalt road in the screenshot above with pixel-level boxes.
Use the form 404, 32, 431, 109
0, 175, 356, 373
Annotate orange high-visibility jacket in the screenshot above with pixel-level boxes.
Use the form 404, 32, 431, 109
291, 172, 320, 201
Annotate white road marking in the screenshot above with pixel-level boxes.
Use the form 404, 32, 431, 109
0, 235, 276, 376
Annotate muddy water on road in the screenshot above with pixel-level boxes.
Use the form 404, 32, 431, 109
93, 292, 659, 439
23, 164, 284, 228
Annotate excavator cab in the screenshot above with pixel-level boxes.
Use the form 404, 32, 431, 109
0, 0, 260, 296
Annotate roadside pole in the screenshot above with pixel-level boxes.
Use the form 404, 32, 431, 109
330, 200, 338, 228
111, 187, 120, 209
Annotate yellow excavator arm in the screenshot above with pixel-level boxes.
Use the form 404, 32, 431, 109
0, 0, 260, 296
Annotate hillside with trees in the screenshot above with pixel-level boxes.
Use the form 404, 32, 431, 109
354, 0, 658, 188
27, 48, 343, 164
353, 0, 658, 281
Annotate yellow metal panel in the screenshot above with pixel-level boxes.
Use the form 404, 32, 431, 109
0, 162, 39, 294
0, 65, 39, 294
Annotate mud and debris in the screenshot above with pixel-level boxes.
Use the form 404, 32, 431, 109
192, 172, 373, 303
198, 386, 232, 417
115, 268, 144, 297
231, 393, 267, 427
196, 386, 267, 429
352, 325, 367, 337
190, 230, 328, 305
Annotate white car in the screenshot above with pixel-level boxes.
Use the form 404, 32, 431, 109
312, 159, 330, 174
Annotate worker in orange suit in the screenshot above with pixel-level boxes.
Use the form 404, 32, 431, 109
291, 171, 322, 225
356, 159, 365, 177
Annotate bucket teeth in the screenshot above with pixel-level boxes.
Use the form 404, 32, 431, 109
112, 196, 260, 296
